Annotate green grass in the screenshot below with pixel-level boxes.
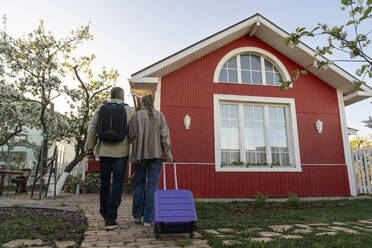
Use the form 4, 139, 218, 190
0, 208, 87, 247
0, 216, 63, 245
195, 199, 372, 248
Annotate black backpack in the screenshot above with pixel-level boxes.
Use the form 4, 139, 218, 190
97, 102, 128, 142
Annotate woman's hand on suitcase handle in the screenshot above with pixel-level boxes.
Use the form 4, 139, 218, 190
166, 154, 173, 163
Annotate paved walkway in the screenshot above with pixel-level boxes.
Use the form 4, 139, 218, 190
0, 192, 211, 248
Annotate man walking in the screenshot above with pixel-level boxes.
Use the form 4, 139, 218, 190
86, 87, 134, 230
129, 95, 173, 226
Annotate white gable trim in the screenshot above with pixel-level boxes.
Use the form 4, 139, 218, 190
213, 46, 291, 83
131, 14, 371, 104
337, 89, 357, 196
131, 16, 259, 81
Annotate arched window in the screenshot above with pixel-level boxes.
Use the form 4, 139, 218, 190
214, 47, 290, 86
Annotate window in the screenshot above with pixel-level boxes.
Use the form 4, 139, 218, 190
218, 55, 282, 85
214, 94, 301, 172
214, 47, 291, 86
219, 57, 238, 83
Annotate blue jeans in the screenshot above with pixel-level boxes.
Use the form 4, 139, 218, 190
99, 156, 127, 222
132, 158, 162, 223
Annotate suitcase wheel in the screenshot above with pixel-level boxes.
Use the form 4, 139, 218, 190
192, 222, 197, 231
155, 223, 161, 239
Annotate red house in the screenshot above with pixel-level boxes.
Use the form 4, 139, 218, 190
129, 14, 372, 198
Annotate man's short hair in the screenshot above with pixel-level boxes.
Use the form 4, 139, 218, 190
111, 87, 124, 99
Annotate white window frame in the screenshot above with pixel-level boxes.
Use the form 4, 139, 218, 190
213, 47, 291, 86
214, 94, 301, 172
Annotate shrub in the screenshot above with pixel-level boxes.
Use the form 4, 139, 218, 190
255, 192, 267, 207
287, 192, 301, 207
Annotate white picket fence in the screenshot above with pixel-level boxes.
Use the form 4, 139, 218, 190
351, 146, 372, 194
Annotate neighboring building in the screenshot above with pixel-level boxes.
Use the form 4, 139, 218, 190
362, 116, 372, 129
128, 14, 372, 198
0, 127, 42, 167
347, 127, 358, 136
0, 127, 76, 173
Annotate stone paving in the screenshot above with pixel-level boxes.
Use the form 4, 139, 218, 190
1, 193, 372, 247
204, 220, 372, 246
0, 193, 211, 248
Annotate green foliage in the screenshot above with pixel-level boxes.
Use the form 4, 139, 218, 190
0, 20, 92, 143
349, 134, 372, 148
286, 192, 301, 207
283, 0, 372, 90
255, 192, 267, 207
69, 176, 79, 187
0, 19, 118, 176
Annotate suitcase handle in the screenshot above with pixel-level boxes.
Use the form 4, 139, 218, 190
162, 161, 178, 190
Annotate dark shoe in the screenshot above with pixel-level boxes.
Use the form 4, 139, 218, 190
134, 217, 143, 224
105, 221, 118, 230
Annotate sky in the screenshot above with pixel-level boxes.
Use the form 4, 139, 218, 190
1, 0, 371, 136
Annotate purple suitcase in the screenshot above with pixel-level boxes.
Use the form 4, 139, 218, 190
154, 162, 197, 239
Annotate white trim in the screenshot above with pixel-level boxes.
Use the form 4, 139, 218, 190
238, 104, 245, 162
213, 94, 301, 172
337, 89, 357, 196
302, 164, 347, 166
130, 77, 159, 83
213, 47, 291, 84
154, 78, 161, 110
131, 14, 372, 102
249, 21, 260, 37
343, 90, 371, 106
258, 17, 358, 85
131, 16, 259, 81
343, 91, 371, 102
360, 84, 372, 95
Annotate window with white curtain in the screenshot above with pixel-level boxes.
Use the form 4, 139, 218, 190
214, 94, 301, 172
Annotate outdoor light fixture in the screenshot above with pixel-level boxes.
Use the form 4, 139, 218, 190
316, 120, 323, 134
184, 114, 191, 130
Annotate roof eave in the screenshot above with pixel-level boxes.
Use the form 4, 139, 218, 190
130, 14, 369, 100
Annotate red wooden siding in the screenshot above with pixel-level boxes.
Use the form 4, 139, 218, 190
160, 35, 350, 197
159, 164, 350, 198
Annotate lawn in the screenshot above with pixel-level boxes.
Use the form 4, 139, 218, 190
195, 198, 372, 248
0, 207, 87, 247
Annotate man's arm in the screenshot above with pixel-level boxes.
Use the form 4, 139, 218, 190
85, 107, 100, 154
128, 110, 137, 143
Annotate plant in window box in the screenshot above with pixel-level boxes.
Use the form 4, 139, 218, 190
270, 162, 281, 167
232, 161, 244, 166
251, 162, 262, 166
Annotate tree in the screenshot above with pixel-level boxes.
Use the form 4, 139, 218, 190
282, 0, 372, 90
0, 82, 38, 146
51, 55, 118, 195
349, 134, 372, 148
0, 20, 92, 170
0, 77, 41, 167
64, 55, 118, 171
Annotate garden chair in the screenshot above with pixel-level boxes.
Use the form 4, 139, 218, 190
9, 169, 32, 195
